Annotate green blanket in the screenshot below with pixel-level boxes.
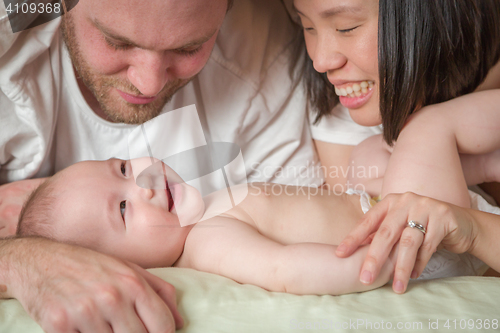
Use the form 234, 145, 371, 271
1, 268, 499, 332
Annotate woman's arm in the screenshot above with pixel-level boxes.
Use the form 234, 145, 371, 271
183, 217, 394, 295
466, 207, 500, 272
314, 140, 355, 187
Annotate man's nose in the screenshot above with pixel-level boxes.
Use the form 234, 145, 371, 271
127, 50, 170, 97
312, 35, 347, 74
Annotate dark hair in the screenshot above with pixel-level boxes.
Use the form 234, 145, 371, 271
227, 0, 234, 11
304, 0, 500, 144
16, 178, 57, 239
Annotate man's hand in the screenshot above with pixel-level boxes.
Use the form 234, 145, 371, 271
0, 237, 183, 333
0, 178, 46, 237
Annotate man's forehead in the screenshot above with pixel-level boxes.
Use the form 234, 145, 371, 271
80, 0, 227, 50
92, 18, 218, 51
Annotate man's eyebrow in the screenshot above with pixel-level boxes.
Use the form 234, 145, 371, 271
295, 5, 363, 19
93, 19, 217, 50
94, 19, 139, 47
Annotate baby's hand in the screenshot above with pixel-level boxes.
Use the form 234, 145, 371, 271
0, 178, 46, 237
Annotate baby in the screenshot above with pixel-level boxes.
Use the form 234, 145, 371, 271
17, 90, 500, 295
17, 157, 396, 295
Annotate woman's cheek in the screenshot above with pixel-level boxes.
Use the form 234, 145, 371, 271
303, 34, 317, 61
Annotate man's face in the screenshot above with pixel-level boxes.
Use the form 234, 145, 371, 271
61, 0, 228, 124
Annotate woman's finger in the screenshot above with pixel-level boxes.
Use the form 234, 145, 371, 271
358, 208, 409, 285
411, 220, 443, 279
336, 197, 392, 257
391, 224, 426, 293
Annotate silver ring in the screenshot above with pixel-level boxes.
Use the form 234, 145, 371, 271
407, 220, 426, 235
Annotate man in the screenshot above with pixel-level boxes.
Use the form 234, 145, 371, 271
0, 0, 320, 331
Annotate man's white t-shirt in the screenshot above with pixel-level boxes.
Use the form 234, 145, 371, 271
0, 0, 323, 186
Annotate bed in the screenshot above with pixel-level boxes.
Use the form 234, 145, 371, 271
1, 268, 499, 333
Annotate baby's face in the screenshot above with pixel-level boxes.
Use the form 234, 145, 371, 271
52, 158, 204, 268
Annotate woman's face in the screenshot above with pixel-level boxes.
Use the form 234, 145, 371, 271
295, 0, 380, 126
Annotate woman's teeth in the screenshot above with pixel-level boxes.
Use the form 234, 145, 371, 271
335, 81, 374, 98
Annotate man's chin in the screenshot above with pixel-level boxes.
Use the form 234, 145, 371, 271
101, 102, 166, 124
98, 80, 192, 124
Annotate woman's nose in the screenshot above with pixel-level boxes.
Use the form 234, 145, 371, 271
312, 35, 347, 74
127, 50, 170, 97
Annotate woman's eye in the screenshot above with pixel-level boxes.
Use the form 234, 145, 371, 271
120, 201, 126, 219
337, 26, 359, 33
121, 161, 126, 176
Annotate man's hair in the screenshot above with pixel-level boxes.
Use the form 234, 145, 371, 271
16, 178, 58, 239
304, 0, 500, 144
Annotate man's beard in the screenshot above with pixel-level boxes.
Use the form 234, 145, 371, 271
60, 14, 192, 124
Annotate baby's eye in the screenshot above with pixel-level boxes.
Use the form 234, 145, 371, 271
120, 201, 126, 219
120, 161, 126, 176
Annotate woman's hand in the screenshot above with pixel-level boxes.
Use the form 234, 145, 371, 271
0, 178, 46, 237
335, 192, 478, 293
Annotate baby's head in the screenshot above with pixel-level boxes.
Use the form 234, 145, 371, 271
17, 158, 205, 268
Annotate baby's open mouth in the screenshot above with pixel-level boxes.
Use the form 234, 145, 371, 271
166, 180, 174, 212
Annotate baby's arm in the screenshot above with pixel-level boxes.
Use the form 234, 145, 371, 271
181, 217, 395, 295
382, 89, 500, 207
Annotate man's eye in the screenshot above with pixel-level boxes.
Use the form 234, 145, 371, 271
105, 37, 131, 51
120, 201, 126, 219
175, 46, 202, 56
121, 161, 126, 176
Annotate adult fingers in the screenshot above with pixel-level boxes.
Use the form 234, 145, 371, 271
133, 265, 184, 329
40, 300, 115, 333
411, 219, 445, 280
96, 282, 148, 333
336, 197, 392, 257
73, 315, 114, 333
391, 224, 425, 293
357, 205, 409, 285
121, 264, 179, 333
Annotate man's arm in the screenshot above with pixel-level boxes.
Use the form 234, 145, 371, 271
0, 237, 183, 332
182, 217, 394, 295
0, 178, 46, 237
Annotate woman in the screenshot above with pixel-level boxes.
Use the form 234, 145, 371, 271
293, 0, 500, 293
